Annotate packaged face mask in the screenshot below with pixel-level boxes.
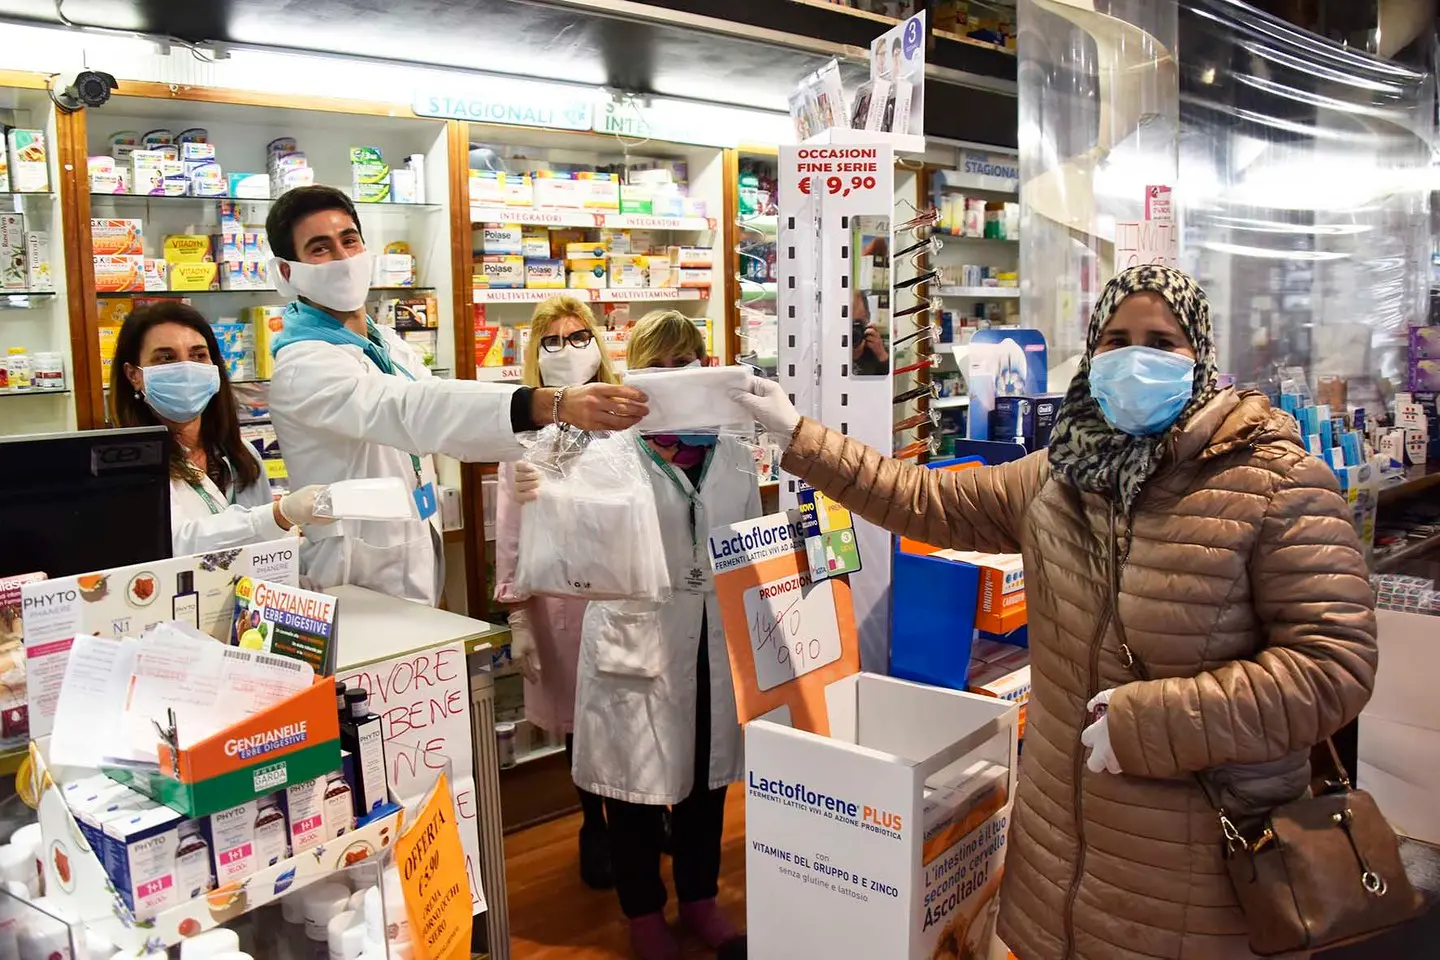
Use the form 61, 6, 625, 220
315, 476, 421, 521
624, 365, 754, 435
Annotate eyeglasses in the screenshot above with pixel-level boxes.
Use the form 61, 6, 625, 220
540, 329, 595, 353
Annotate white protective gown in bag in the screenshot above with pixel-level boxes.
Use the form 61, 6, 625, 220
571, 435, 762, 805
268, 325, 527, 605
170, 443, 293, 555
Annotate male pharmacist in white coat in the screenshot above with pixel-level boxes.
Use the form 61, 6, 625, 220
265, 186, 647, 605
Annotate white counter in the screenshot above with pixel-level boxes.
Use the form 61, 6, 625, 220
330, 584, 506, 669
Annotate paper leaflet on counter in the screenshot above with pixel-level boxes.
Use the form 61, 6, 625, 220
48, 621, 313, 769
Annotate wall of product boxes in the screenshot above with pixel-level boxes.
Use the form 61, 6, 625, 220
0, 128, 66, 396
87, 128, 440, 392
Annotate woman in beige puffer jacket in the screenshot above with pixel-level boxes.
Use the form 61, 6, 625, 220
734, 264, 1378, 960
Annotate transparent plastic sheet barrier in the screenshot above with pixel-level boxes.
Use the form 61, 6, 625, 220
1175, 0, 1432, 400
1020, 0, 1433, 399
513, 426, 673, 603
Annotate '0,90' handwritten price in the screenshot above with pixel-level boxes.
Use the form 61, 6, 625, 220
754, 602, 825, 677
798, 175, 879, 198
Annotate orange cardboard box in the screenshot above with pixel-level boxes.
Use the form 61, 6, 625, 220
91, 218, 144, 256
975, 600, 1026, 635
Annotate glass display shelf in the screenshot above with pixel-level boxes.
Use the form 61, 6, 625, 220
0, 388, 70, 398
96, 286, 435, 299
90, 193, 443, 212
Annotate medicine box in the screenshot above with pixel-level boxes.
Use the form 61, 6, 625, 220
25, 231, 53, 291
0, 215, 24, 291
350, 146, 390, 186
164, 234, 213, 263
0, 143, 7, 191
664, 267, 711, 289
608, 254, 647, 289
205, 799, 259, 886
667, 246, 714, 268
579, 172, 621, 210
479, 224, 523, 255
7, 129, 49, 193
568, 257, 607, 289
534, 173, 583, 209
525, 259, 565, 289
103, 806, 184, 921
469, 170, 504, 205
228, 173, 269, 199
566, 242, 608, 261
92, 219, 144, 256
143, 258, 169, 292
94, 255, 146, 292
282, 776, 330, 855
170, 262, 219, 291
1410, 358, 1440, 393
475, 255, 525, 289
521, 232, 552, 259
374, 254, 415, 287
354, 181, 390, 203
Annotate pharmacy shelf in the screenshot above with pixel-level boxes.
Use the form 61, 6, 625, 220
1378, 463, 1440, 506
0, 746, 24, 777
472, 287, 709, 305
936, 286, 1020, 299
475, 358, 630, 383
1375, 530, 1440, 574
469, 205, 714, 231
936, 235, 1019, 245
511, 742, 568, 768
95, 285, 435, 299
91, 193, 443, 212
932, 395, 970, 409
738, 282, 778, 302
0, 191, 55, 201
0, 388, 70, 398
0, 290, 58, 298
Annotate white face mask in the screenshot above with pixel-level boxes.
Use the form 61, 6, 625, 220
269, 249, 374, 312
537, 339, 603, 387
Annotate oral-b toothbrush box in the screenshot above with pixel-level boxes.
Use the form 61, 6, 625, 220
967, 328, 1048, 441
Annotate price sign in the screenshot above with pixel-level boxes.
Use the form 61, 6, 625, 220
798, 174, 880, 198
793, 147, 883, 204
743, 573, 842, 692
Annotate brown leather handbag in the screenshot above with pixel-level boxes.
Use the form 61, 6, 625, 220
1105, 538, 1423, 955
1204, 740, 1423, 956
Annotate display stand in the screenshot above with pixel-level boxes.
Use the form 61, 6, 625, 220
777, 138, 897, 672
745, 673, 1017, 959
329, 584, 513, 959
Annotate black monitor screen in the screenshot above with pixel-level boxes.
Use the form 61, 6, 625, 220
0, 427, 173, 580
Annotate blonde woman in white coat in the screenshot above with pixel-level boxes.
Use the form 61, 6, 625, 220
518, 311, 757, 960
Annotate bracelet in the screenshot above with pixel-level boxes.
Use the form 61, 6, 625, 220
552, 386, 567, 427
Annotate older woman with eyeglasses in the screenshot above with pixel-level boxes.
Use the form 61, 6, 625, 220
492, 294, 622, 890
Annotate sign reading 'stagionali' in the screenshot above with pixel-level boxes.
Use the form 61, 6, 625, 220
397, 773, 471, 960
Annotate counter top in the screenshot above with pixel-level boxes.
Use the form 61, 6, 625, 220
331, 585, 506, 670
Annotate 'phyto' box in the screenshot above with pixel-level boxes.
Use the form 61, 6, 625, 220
205, 799, 259, 886
103, 806, 184, 921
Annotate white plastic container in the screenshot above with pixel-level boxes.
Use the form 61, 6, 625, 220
5, 348, 30, 390
31, 352, 63, 391
178, 927, 240, 958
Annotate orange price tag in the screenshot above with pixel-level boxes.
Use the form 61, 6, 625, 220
396, 773, 471, 960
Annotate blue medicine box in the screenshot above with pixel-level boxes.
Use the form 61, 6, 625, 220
890, 548, 979, 691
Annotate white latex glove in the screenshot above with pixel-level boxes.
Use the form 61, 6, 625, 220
1081, 689, 1121, 775
508, 607, 541, 683
513, 461, 542, 504
732, 376, 801, 448
277, 484, 335, 528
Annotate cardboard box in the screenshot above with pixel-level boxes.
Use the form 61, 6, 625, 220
163, 234, 213, 263
102, 806, 183, 920
479, 224, 523, 255
169, 262, 218, 291
568, 261, 607, 289
667, 245, 714, 268
0, 214, 25, 290
534, 173, 582, 209
608, 254, 647, 289
525, 259, 565, 289
975, 601, 1027, 635
25, 230, 53, 292
520, 232, 552, 259
92, 219, 145, 256
664, 267, 711, 289
143, 258, 168, 292
7, 129, 49, 192
475, 255, 525, 289
566, 241, 608, 260
1409, 325, 1440, 361
94, 255, 146, 292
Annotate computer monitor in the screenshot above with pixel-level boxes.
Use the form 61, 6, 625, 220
0, 426, 173, 579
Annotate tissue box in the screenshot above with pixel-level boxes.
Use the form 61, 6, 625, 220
92, 219, 144, 256
475, 255, 525, 289
170, 262, 219, 291
164, 234, 213, 263
479, 224, 523, 255
94, 255, 146, 292
525, 259, 565, 289
7, 129, 49, 192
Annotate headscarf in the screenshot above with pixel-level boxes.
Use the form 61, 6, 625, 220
1046, 264, 1219, 514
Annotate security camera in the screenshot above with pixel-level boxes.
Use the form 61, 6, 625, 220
50, 70, 118, 112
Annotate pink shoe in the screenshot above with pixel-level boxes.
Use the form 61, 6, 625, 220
628, 912, 680, 960
679, 898, 743, 950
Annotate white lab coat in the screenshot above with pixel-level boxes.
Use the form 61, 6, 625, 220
268, 325, 526, 605
572, 435, 761, 805
170, 443, 293, 555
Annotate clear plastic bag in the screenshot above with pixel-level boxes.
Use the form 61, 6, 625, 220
513, 426, 672, 602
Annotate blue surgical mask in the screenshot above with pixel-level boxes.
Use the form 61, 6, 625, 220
141, 361, 221, 423
1088, 346, 1195, 436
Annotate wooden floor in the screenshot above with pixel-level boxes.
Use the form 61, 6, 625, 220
505, 788, 748, 959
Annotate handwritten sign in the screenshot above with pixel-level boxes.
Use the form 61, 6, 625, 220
397, 773, 471, 960
338, 642, 487, 915
743, 574, 842, 691
1114, 220, 1176, 272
